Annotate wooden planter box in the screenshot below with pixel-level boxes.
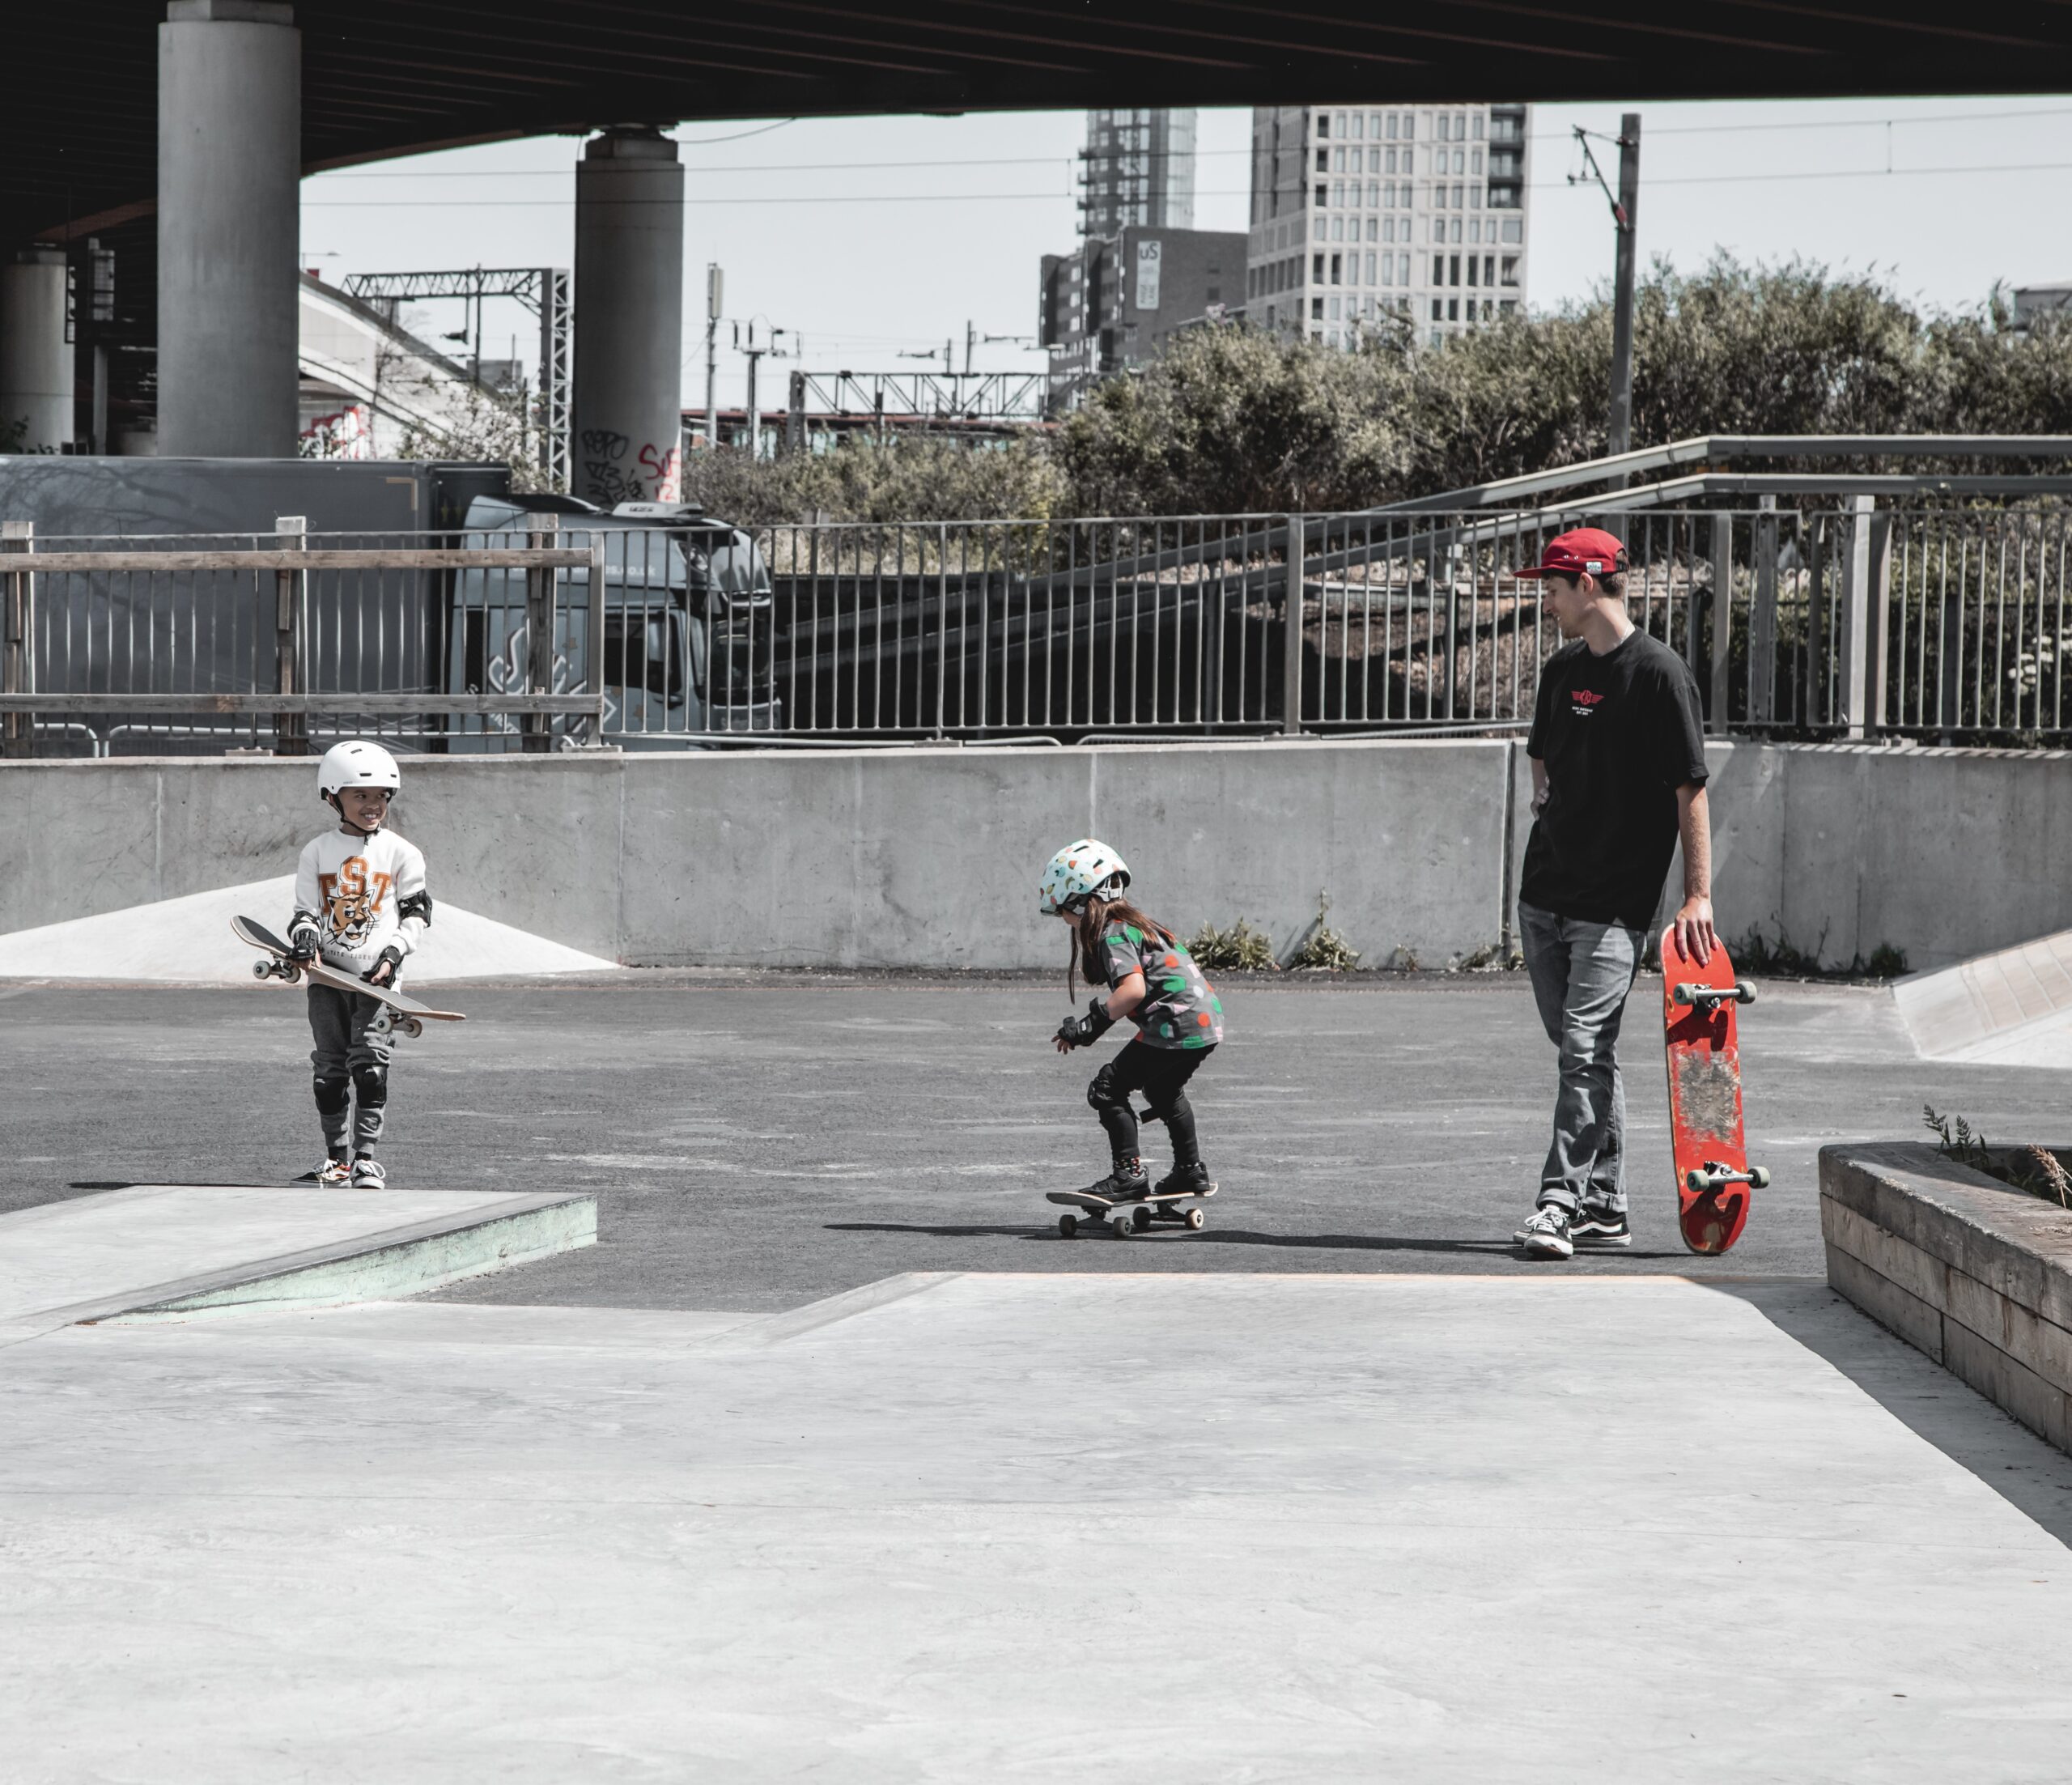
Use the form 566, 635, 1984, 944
1820, 1141, 2072, 1453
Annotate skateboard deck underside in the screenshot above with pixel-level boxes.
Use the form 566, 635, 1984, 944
231, 915, 463, 1022
1047, 1184, 1216, 1238
1660, 924, 1751, 1256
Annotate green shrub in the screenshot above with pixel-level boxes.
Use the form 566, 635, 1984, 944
1286, 892, 1361, 971
1187, 918, 1279, 972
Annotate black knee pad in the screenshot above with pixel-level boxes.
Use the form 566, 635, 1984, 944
312, 1071, 350, 1117
351, 1063, 388, 1111
1087, 1062, 1127, 1112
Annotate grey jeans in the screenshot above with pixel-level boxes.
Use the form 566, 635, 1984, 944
307, 983, 393, 1154
1518, 900, 1645, 1215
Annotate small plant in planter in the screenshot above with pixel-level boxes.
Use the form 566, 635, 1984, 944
1922, 1105, 2072, 1208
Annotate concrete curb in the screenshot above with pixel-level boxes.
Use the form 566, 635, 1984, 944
1819, 1140, 2072, 1453
45, 1192, 597, 1329
711, 1271, 964, 1349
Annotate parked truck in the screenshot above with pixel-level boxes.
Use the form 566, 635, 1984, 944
449, 493, 780, 746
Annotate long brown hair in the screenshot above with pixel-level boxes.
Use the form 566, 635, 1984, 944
1065, 895, 1178, 1001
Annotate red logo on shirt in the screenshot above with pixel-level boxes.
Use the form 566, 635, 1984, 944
1573, 689, 1604, 705
1569, 687, 1605, 717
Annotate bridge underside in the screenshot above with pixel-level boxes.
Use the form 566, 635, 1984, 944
14, 1, 2072, 248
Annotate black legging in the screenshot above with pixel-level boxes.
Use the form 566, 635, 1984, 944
1087, 1039, 1215, 1165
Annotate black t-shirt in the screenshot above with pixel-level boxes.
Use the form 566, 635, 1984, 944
1521, 628, 1708, 928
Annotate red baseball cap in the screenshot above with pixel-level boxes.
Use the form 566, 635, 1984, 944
1515, 527, 1628, 580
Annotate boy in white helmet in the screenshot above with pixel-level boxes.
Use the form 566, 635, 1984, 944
290, 740, 432, 1187
1041, 839, 1225, 1204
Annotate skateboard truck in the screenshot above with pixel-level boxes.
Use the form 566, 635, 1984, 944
1671, 980, 1757, 1010
1684, 1160, 1772, 1193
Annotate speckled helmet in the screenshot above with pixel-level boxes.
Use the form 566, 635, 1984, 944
1038, 839, 1131, 916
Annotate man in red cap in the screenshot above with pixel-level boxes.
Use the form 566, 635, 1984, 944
1510, 527, 1713, 1260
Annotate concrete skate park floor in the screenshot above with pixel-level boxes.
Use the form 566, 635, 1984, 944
7, 1273, 2072, 1780
4, 971, 2061, 1307
11, 974, 2072, 1776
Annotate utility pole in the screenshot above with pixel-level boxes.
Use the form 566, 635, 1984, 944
1609, 115, 1641, 459
704, 263, 722, 453
735, 319, 789, 459
1571, 116, 1641, 458
964, 320, 974, 377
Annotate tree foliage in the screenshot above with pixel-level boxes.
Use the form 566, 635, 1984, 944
687, 260, 2072, 524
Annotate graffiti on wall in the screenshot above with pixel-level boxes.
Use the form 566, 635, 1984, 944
580, 428, 682, 506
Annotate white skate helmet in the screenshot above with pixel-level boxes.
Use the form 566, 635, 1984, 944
1038, 839, 1131, 916
318, 739, 401, 807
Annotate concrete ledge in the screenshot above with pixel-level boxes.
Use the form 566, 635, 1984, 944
1820, 1141, 2072, 1452
65, 1192, 597, 1327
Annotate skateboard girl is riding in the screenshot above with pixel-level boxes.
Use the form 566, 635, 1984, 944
1041, 839, 1224, 1216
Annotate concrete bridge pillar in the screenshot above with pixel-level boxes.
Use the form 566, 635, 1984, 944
572, 128, 685, 505
0, 250, 74, 452
157, 0, 301, 458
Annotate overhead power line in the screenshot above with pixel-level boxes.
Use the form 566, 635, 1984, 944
303, 155, 2072, 209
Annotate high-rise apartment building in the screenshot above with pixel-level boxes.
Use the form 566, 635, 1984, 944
1078, 108, 1197, 236
1246, 102, 1530, 350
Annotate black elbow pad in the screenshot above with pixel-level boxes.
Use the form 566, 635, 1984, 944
398, 890, 434, 926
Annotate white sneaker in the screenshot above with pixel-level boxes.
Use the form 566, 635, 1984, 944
350, 1155, 387, 1188
1518, 1204, 1574, 1260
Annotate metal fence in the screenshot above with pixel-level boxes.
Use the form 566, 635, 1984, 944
3, 500, 2068, 755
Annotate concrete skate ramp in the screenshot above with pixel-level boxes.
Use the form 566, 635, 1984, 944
0, 1184, 596, 1338
0, 874, 621, 983
4, 1271, 2070, 1779
1894, 928, 2072, 1067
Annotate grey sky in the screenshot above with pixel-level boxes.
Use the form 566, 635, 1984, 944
300, 96, 2072, 414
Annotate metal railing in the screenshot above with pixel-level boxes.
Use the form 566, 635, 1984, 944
0, 521, 605, 757
4, 499, 2069, 755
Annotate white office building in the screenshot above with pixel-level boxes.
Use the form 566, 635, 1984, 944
1246, 102, 1530, 350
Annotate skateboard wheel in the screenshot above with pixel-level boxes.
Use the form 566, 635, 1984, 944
1109, 1214, 1132, 1239
1748, 1165, 1771, 1189
1183, 1206, 1206, 1231
1684, 1168, 1713, 1193
1671, 982, 1700, 1006
401, 1017, 424, 1039
251, 960, 271, 981
1058, 1213, 1078, 1239
1132, 1204, 1153, 1232
1735, 980, 1758, 1005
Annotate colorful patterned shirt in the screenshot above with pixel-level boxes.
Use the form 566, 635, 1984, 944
1101, 920, 1225, 1050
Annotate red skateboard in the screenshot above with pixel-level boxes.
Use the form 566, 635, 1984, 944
1660, 924, 1768, 1256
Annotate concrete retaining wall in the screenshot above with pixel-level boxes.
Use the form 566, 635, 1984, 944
0, 741, 1511, 969
1820, 1141, 2072, 1456
1, 737, 2060, 970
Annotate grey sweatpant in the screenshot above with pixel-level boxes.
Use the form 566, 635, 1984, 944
308, 983, 393, 1155
1519, 900, 1646, 1216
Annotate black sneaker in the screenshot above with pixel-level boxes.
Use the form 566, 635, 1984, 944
1153, 1162, 1215, 1198
1517, 1204, 1574, 1260
1081, 1159, 1150, 1202
1570, 1207, 1632, 1249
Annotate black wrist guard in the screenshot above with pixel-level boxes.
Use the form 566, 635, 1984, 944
1056, 996, 1116, 1050
364, 945, 404, 983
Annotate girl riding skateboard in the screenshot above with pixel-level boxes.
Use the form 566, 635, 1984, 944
1041, 839, 1224, 1205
